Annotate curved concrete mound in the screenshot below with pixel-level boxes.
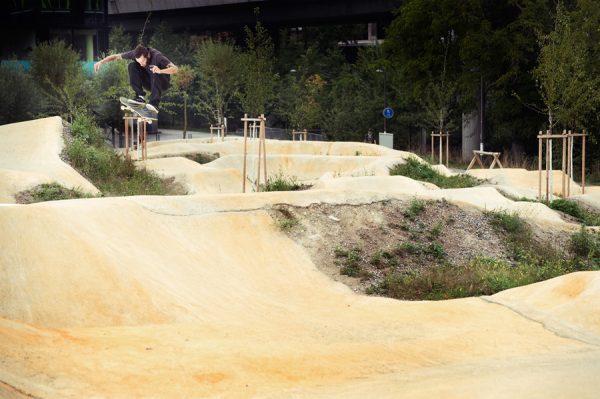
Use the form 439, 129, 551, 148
0, 117, 100, 203
0, 118, 599, 398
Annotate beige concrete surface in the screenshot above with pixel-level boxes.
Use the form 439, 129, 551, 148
145, 138, 404, 159
1, 118, 600, 397
0, 117, 99, 203
468, 168, 583, 199
1, 195, 600, 398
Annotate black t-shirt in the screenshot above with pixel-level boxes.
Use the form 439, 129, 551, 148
121, 47, 172, 69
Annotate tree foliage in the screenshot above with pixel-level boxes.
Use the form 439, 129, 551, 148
162, 64, 195, 137
30, 39, 92, 122
534, 1, 600, 131
108, 25, 133, 53
238, 10, 277, 116
0, 63, 39, 125
193, 39, 240, 124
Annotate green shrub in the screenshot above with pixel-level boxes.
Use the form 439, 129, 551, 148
429, 222, 443, 239
551, 199, 600, 226
0, 63, 40, 125
17, 183, 92, 203
426, 242, 446, 258
71, 112, 104, 147
339, 248, 364, 277
334, 246, 349, 257
31, 39, 92, 121
397, 242, 419, 255
570, 227, 600, 259
277, 216, 298, 231
369, 255, 581, 301
487, 210, 530, 238
263, 172, 303, 192
65, 131, 184, 197
389, 157, 482, 188
403, 198, 426, 220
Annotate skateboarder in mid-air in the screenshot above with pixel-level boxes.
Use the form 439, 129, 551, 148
94, 44, 179, 115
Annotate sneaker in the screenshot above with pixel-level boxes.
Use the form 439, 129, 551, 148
145, 103, 159, 113
129, 96, 145, 106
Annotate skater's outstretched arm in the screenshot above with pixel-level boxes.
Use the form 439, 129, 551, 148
94, 54, 122, 73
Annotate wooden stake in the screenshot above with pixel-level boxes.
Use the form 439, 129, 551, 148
538, 132, 542, 201
582, 130, 586, 194
431, 131, 434, 162
438, 131, 442, 165
567, 131, 572, 197
562, 130, 566, 198
261, 114, 267, 185
545, 130, 550, 204
242, 114, 248, 193
445, 132, 449, 167
124, 115, 129, 157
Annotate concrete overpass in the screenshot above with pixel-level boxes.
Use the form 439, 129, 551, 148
108, 0, 400, 34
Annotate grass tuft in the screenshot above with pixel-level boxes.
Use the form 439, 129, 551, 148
403, 198, 426, 220
262, 172, 305, 192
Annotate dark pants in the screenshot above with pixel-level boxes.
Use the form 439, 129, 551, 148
128, 62, 170, 107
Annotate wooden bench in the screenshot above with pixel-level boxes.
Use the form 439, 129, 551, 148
466, 150, 503, 170
292, 129, 308, 141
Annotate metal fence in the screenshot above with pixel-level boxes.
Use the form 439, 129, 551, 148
231, 127, 327, 141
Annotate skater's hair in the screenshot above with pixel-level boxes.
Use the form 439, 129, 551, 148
133, 44, 150, 59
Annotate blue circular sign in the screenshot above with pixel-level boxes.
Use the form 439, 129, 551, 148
383, 107, 394, 119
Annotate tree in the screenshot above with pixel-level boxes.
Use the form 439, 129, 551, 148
534, 1, 600, 131
108, 25, 133, 53
0, 63, 40, 125
149, 22, 194, 65
291, 74, 326, 130
92, 61, 131, 138
419, 32, 457, 133
322, 56, 381, 141
193, 39, 240, 125
30, 39, 92, 122
238, 10, 277, 116
162, 65, 195, 138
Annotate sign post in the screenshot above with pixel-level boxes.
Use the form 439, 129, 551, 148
382, 107, 394, 133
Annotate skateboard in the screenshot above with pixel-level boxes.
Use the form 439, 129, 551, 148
119, 97, 158, 121
120, 97, 157, 160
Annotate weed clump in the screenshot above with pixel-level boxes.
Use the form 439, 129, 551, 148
389, 157, 482, 188
263, 172, 305, 192
403, 198, 426, 220
16, 183, 92, 204
550, 199, 600, 226
570, 227, 600, 262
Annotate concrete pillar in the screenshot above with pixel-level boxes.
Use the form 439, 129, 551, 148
421, 128, 427, 153
86, 33, 94, 62
368, 23, 377, 42
462, 111, 479, 162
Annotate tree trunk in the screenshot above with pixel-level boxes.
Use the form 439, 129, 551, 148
183, 96, 187, 139
462, 110, 479, 162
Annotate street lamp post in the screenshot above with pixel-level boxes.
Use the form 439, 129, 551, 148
376, 68, 387, 132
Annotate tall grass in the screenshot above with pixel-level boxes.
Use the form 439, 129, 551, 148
65, 113, 185, 197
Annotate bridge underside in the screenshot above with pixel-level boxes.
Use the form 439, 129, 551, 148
109, 0, 399, 33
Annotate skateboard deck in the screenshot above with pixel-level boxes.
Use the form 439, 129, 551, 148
119, 97, 158, 121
